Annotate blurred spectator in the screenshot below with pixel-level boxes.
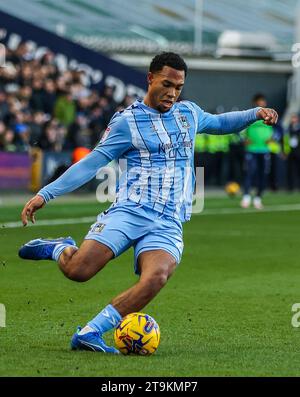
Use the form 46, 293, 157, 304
0, 90, 9, 120
18, 62, 33, 86
2, 128, 17, 152
54, 88, 76, 127
40, 50, 56, 67
38, 119, 66, 152
65, 112, 92, 150
13, 111, 28, 136
88, 104, 106, 146
286, 113, 300, 191
28, 111, 47, 146
14, 124, 30, 152
0, 121, 6, 149
240, 94, 273, 210
251, 94, 283, 192
43, 79, 57, 114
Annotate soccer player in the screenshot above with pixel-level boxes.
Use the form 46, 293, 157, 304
19, 52, 278, 353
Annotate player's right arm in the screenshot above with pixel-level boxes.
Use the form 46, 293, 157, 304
21, 150, 111, 226
21, 113, 132, 226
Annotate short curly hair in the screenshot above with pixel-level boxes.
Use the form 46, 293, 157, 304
149, 52, 188, 76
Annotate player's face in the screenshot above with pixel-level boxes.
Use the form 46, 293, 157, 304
147, 66, 185, 113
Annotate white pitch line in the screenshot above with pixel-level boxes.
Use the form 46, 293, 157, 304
2, 203, 300, 229
1, 216, 96, 229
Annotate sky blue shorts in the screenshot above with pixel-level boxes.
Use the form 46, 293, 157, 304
84, 200, 183, 274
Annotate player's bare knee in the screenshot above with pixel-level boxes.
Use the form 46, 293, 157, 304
62, 254, 110, 282
143, 271, 169, 292
61, 258, 90, 282
61, 266, 90, 282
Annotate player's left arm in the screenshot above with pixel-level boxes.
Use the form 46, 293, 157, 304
196, 105, 278, 134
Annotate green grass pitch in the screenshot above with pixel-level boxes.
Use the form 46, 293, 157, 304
1, 192, 300, 376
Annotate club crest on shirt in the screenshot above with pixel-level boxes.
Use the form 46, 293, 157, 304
151, 124, 158, 132
90, 222, 106, 233
178, 115, 190, 129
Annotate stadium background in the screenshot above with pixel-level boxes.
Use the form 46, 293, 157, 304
1, 0, 300, 378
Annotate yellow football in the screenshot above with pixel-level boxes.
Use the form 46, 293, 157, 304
225, 181, 241, 196
114, 312, 160, 356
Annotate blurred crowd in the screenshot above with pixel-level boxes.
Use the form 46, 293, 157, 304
0, 42, 135, 153
1, 42, 300, 192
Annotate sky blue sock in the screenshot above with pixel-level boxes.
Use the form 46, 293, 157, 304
52, 243, 77, 262
88, 304, 122, 334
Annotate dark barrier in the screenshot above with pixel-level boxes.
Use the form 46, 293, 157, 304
0, 151, 30, 189
0, 149, 289, 191
0, 10, 146, 102
42, 151, 72, 186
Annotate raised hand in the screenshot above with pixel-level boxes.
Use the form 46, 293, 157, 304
21, 195, 45, 226
256, 108, 278, 126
